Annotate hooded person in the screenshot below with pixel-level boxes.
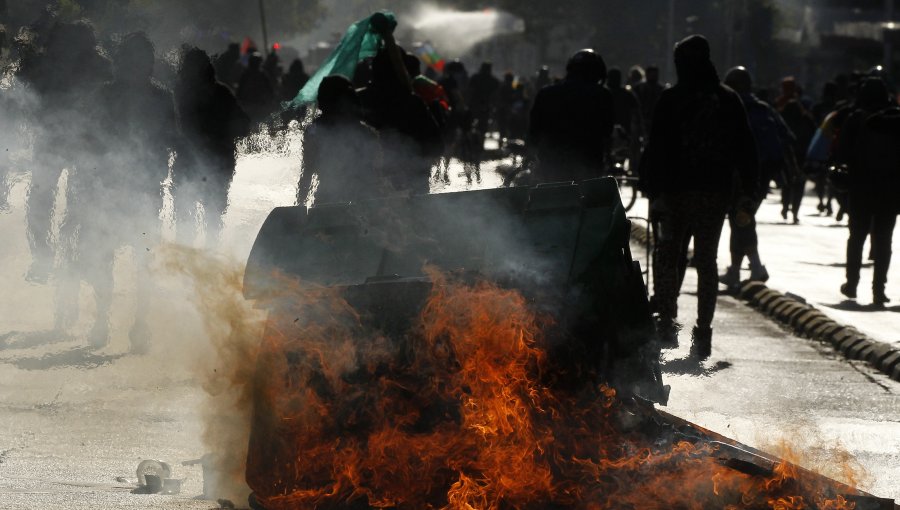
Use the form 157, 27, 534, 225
718, 66, 795, 290
836, 77, 897, 306
527, 49, 614, 183
174, 47, 250, 248
640, 35, 759, 359
357, 23, 443, 195
59, 31, 178, 350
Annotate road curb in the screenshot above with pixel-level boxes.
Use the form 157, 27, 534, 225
738, 281, 900, 382
626, 222, 900, 381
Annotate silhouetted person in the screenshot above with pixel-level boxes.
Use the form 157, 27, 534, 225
175, 47, 250, 248
213, 42, 242, 91
357, 19, 442, 195
528, 49, 614, 182
65, 32, 176, 349
640, 35, 758, 359
779, 100, 815, 223
496, 72, 516, 141
262, 49, 283, 94
719, 66, 794, 289
237, 52, 275, 123
467, 61, 499, 137
18, 20, 111, 283
607, 67, 644, 166
533, 66, 551, 93
837, 78, 896, 306
403, 52, 450, 124
297, 75, 384, 206
628, 65, 645, 88
634, 65, 665, 132
281, 58, 310, 102
813, 82, 838, 124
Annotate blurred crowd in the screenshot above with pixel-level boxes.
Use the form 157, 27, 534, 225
1, 8, 898, 360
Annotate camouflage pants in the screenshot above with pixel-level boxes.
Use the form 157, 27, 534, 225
652, 191, 730, 329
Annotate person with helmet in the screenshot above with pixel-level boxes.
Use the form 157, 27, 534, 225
718, 66, 795, 291
835, 77, 898, 307
527, 49, 614, 182
640, 35, 758, 359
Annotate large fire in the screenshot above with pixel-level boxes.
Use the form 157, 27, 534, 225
242, 270, 860, 510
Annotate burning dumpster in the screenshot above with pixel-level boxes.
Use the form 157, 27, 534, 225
241, 177, 894, 510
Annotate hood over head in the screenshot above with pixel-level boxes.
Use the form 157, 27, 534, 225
674, 35, 719, 89
856, 77, 892, 112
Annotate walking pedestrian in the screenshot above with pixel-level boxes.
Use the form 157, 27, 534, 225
719, 66, 794, 289
836, 77, 897, 306
641, 35, 758, 359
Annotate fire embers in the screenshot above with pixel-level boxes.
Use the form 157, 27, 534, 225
245, 273, 856, 510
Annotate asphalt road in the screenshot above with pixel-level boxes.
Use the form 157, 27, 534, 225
1, 132, 898, 507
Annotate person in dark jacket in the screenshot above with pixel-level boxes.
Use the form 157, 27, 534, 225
297, 76, 385, 206
836, 77, 897, 306
357, 20, 443, 195
19, 21, 111, 283
175, 47, 250, 248
67, 32, 177, 350
236, 51, 275, 123
528, 49, 614, 183
779, 99, 816, 224
634, 65, 665, 133
719, 66, 794, 290
641, 35, 759, 359
281, 58, 310, 102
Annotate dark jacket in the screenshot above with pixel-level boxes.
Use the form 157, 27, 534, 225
843, 107, 900, 210
640, 43, 757, 198
528, 79, 615, 182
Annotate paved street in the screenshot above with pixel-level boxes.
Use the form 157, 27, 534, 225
0, 139, 898, 507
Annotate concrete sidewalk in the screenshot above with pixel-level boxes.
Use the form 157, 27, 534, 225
628, 189, 900, 348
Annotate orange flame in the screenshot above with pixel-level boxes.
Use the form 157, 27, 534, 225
239, 271, 859, 510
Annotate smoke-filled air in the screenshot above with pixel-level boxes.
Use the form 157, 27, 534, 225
1, 1, 899, 509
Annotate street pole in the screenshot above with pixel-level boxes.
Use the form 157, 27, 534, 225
665, 0, 676, 85
259, 0, 269, 53
886, 0, 895, 75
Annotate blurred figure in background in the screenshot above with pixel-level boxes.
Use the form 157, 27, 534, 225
628, 65, 645, 89
175, 47, 250, 249
467, 61, 499, 140
606, 67, 644, 169
495, 72, 516, 143
281, 58, 310, 102
779, 99, 815, 224
213, 42, 242, 91
237, 51, 275, 123
528, 49, 613, 183
719, 66, 794, 289
296, 75, 384, 206
64, 32, 176, 350
358, 17, 442, 195
634, 65, 665, 133
18, 20, 111, 284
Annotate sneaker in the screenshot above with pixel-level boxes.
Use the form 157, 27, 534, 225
719, 266, 740, 288
690, 326, 712, 360
840, 282, 857, 299
874, 290, 891, 308
749, 265, 770, 283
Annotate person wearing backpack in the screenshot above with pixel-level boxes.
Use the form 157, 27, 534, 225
836, 77, 898, 307
719, 66, 795, 290
641, 36, 759, 359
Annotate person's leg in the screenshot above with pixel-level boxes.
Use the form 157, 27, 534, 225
691, 194, 729, 331
25, 159, 63, 281
844, 205, 871, 298
688, 193, 729, 359
722, 210, 743, 287
790, 176, 804, 223
871, 210, 896, 305
653, 193, 691, 342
